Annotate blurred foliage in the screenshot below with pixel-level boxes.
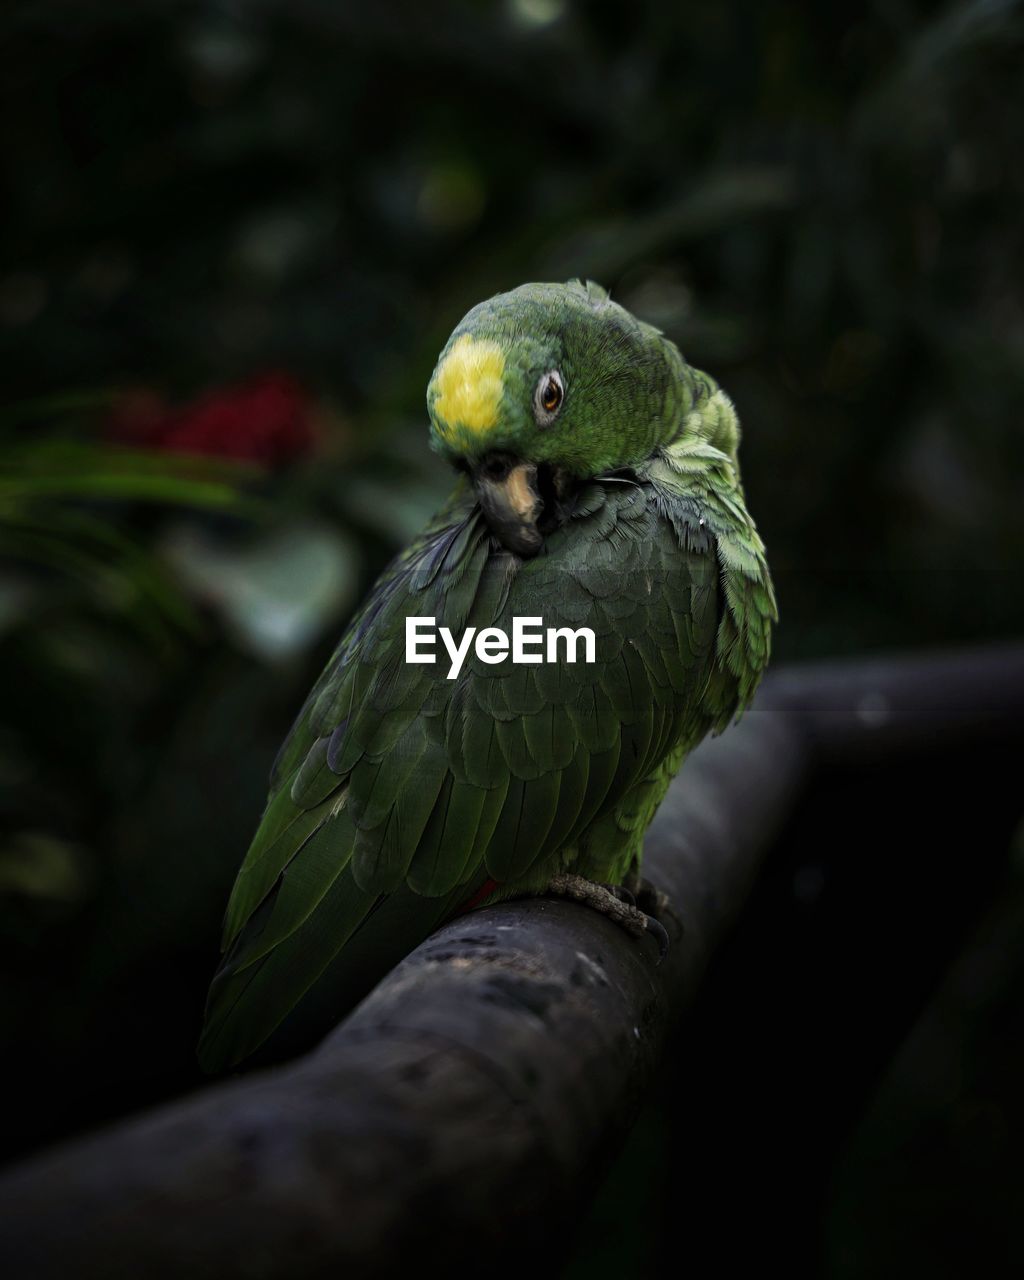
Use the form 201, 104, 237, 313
0, 0, 1022, 1270
0, 434, 258, 639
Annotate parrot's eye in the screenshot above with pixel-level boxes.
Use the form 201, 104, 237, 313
534, 370, 564, 426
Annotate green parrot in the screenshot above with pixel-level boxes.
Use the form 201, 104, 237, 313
198, 280, 775, 1072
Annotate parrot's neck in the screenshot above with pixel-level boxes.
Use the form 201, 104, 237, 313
648, 365, 743, 496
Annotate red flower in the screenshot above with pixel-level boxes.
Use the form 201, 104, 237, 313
109, 372, 315, 467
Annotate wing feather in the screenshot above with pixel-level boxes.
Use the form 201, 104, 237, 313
201, 474, 752, 1071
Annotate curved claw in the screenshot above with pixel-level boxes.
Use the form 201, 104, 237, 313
644, 913, 670, 964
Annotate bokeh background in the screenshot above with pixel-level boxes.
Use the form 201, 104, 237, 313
1, 1, 1022, 1275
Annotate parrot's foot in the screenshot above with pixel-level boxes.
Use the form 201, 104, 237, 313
603, 882, 636, 908
621, 872, 670, 920
545, 873, 669, 961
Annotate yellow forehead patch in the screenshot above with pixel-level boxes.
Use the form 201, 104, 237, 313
432, 333, 505, 438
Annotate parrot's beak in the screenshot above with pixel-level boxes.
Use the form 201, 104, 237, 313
472, 452, 544, 558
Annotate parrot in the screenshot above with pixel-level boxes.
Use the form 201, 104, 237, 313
198, 280, 775, 1073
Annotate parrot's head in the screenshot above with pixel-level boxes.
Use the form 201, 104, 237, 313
426, 279, 694, 558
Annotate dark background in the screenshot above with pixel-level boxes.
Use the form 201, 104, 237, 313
1, 2, 1022, 1275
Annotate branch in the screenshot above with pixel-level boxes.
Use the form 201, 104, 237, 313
1, 645, 1021, 1279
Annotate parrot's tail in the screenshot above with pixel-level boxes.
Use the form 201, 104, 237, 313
198, 864, 494, 1074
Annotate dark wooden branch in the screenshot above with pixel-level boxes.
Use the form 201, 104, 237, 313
762, 641, 1024, 764
1, 644, 1022, 1279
